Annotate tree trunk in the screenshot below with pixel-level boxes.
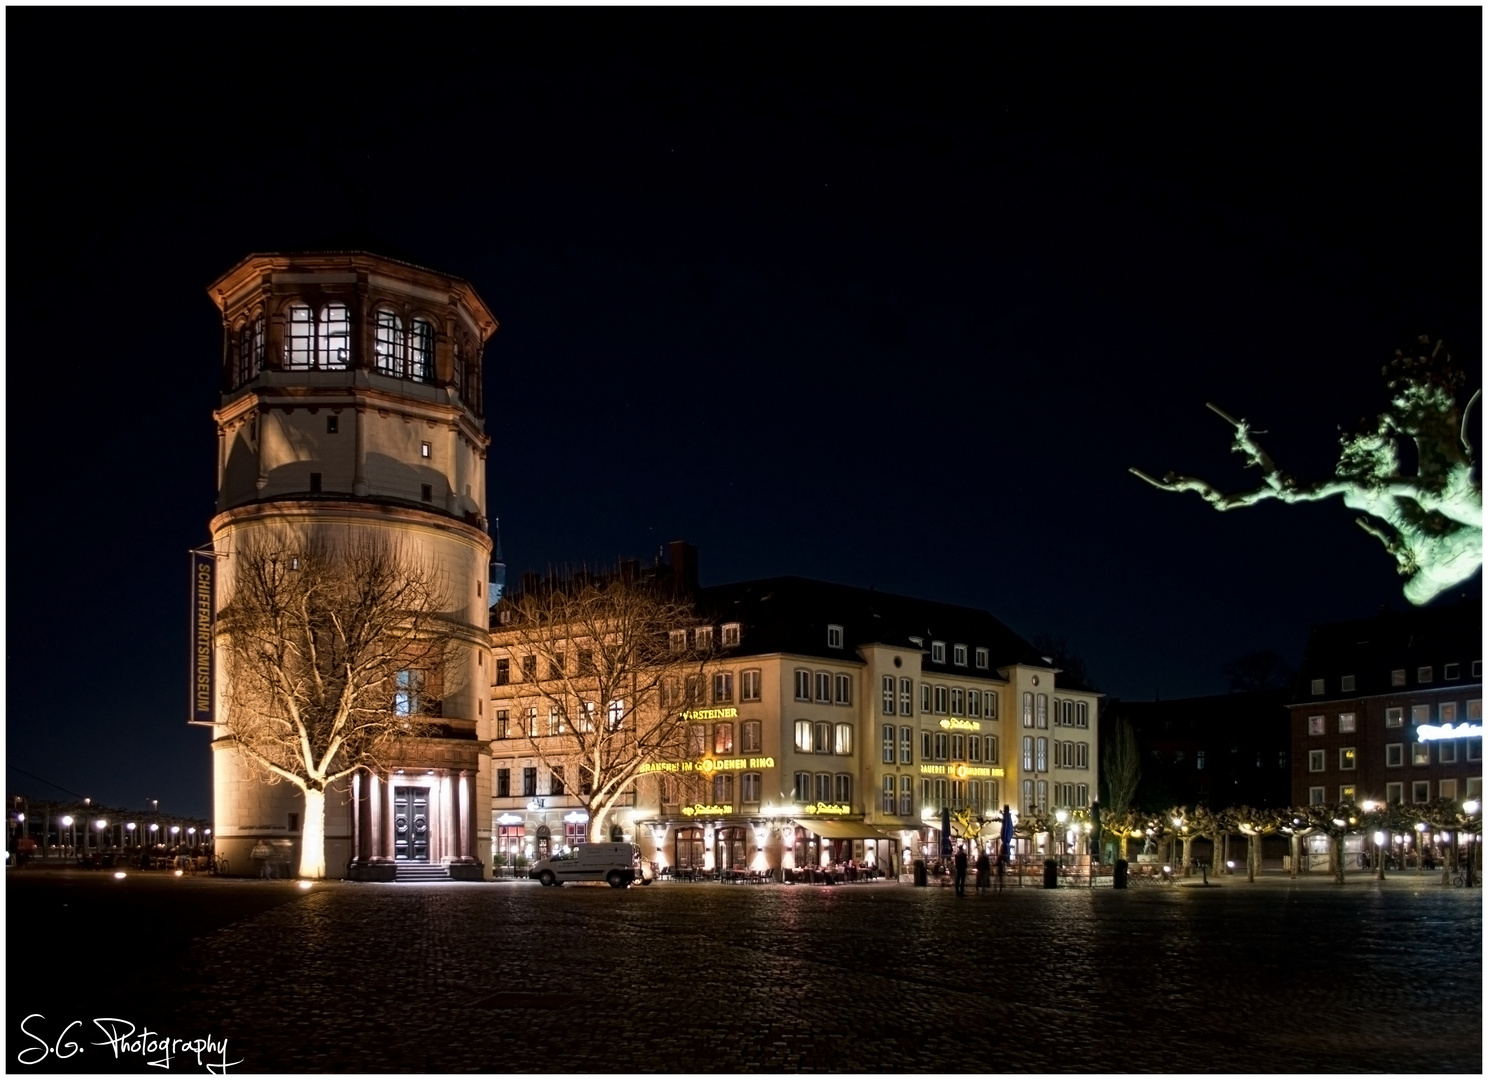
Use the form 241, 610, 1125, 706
1332, 833, 1345, 885
1247, 835, 1257, 883
587, 812, 609, 844
1290, 834, 1299, 879
298, 786, 326, 879
1441, 832, 1455, 886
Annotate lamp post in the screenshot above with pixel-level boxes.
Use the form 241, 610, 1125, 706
1172, 815, 1186, 876
1373, 831, 1386, 881
60, 815, 74, 859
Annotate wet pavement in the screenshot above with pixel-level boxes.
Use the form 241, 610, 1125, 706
7, 870, 1481, 1073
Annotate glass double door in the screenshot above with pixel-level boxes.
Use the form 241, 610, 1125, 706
393, 786, 430, 862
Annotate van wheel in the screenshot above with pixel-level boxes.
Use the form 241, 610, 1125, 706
606, 871, 626, 889
538, 870, 555, 887
639, 877, 652, 886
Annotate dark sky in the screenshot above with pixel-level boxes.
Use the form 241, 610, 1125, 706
7, 9, 1480, 819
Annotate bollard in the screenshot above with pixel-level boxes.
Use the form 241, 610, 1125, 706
1043, 858, 1058, 889
913, 859, 928, 887
1113, 859, 1128, 889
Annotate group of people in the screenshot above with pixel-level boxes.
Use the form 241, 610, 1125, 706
950, 844, 1004, 895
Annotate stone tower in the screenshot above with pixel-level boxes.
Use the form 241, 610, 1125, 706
206, 249, 498, 879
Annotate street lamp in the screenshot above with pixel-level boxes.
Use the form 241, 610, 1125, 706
60, 815, 74, 858
1373, 830, 1386, 881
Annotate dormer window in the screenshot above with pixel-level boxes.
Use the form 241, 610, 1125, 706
974, 647, 989, 670
827, 624, 843, 649
953, 644, 968, 667
931, 641, 946, 664
669, 630, 688, 653
694, 626, 714, 651
721, 622, 741, 647
286, 303, 350, 371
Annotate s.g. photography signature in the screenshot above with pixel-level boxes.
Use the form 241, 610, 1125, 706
18, 1015, 243, 1073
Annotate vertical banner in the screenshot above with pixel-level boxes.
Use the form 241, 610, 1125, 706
190, 550, 216, 724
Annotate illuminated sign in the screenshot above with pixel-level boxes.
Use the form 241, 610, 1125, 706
496, 813, 523, 825
801, 803, 852, 816
1416, 722, 1483, 741
189, 551, 215, 723
681, 707, 738, 721
919, 764, 1002, 778
640, 756, 775, 775
939, 718, 981, 732
681, 804, 733, 817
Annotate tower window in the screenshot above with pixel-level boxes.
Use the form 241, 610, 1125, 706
420, 484, 433, 502
326, 415, 338, 434
309, 472, 322, 494
420, 442, 431, 459
374, 310, 406, 377
410, 318, 435, 383
285, 304, 350, 371
235, 313, 265, 386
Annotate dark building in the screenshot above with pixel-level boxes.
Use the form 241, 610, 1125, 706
1291, 597, 1481, 808
1103, 690, 1292, 811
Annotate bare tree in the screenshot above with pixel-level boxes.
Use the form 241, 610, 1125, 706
218, 531, 459, 879
1132, 337, 1481, 605
494, 573, 712, 843
1222, 650, 1296, 693
1101, 715, 1141, 817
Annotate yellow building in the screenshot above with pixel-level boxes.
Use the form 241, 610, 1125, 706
489, 547, 1100, 878
206, 249, 498, 880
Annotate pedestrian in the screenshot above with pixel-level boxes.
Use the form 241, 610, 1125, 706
954, 844, 969, 896
976, 848, 991, 892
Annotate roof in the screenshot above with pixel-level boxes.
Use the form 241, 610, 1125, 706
695, 575, 1054, 675
1294, 596, 1482, 701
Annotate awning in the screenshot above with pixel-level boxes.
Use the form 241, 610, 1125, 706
793, 819, 900, 841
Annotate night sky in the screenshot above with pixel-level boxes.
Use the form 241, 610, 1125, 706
7, 10, 1480, 819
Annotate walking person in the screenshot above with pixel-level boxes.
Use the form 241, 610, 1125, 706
976, 848, 991, 892
953, 844, 969, 896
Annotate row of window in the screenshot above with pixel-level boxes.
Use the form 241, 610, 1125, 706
496, 766, 581, 798
1019, 693, 1089, 729
922, 639, 990, 669
794, 669, 854, 706
910, 777, 1001, 816
1306, 699, 1481, 735
1019, 736, 1091, 773
1309, 778, 1481, 806
689, 721, 763, 755
492, 703, 624, 739
1019, 778, 1090, 813
668, 625, 742, 651
793, 721, 855, 755
1309, 739, 1482, 772
792, 772, 853, 805
1310, 661, 1482, 696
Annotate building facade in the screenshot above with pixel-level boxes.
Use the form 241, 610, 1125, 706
1290, 598, 1482, 809
489, 550, 1101, 876
206, 249, 498, 879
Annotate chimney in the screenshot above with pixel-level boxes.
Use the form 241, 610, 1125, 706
668, 540, 699, 597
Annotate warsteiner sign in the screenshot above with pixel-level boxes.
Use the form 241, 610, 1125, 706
189, 550, 215, 724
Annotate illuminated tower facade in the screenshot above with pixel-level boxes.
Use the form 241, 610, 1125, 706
206, 249, 498, 879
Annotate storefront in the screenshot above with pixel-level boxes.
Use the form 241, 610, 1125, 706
789, 815, 900, 879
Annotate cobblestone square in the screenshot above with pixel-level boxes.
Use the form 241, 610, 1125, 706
9, 872, 1481, 1073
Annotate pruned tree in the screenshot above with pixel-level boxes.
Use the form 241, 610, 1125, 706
1097, 808, 1147, 864
218, 531, 459, 879
494, 572, 712, 843
1299, 803, 1359, 885
1101, 715, 1142, 817
1231, 805, 1285, 883
1132, 337, 1481, 605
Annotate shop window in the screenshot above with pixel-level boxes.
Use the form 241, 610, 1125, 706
835, 674, 851, 705
741, 669, 761, 701
815, 672, 832, 704
1385, 743, 1403, 767
675, 827, 704, 871
899, 775, 913, 816
900, 678, 914, 716
714, 673, 733, 703
741, 721, 762, 754
814, 721, 832, 755
900, 726, 913, 765
882, 676, 896, 715
713, 723, 734, 754
742, 772, 761, 804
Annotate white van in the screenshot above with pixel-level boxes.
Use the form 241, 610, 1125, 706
529, 843, 645, 888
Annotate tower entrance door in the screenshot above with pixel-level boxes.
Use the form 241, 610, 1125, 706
393, 787, 430, 862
